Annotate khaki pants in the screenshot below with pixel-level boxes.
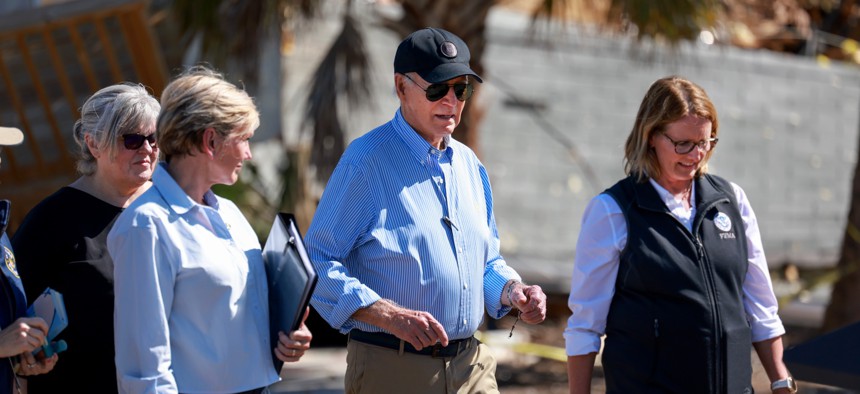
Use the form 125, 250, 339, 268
345, 337, 499, 394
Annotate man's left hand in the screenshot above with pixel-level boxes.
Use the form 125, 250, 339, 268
511, 284, 547, 324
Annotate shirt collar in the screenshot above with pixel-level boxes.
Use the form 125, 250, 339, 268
649, 178, 696, 210
392, 109, 453, 164
152, 162, 219, 215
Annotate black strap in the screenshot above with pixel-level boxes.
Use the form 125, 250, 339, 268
349, 330, 473, 358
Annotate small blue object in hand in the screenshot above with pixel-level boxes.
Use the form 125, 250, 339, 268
37, 340, 68, 358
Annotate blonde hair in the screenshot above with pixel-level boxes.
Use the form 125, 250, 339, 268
157, 65, 259, 162
624, 76, 719, 182
73, 83, 160, 175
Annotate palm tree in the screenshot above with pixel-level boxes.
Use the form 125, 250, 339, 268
823, 154, 860, 332
813, 0, 860, 333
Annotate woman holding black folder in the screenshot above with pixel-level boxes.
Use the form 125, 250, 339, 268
107, 66, 312, 394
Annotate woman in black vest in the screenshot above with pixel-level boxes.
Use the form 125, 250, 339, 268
564, 76, 796, 393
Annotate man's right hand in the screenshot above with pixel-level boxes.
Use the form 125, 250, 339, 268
352, 299, 449, 350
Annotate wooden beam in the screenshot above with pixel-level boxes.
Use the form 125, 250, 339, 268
93, 15, 124, 83
118, 3, 168, 97
41, 26, 80, 118
17, 32, 72, 167
65, 21, 100, 92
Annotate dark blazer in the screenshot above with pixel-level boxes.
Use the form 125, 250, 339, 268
0, 200, 29, 394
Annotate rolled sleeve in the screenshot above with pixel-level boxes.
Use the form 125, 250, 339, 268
565, 194, 624, 356
307, 162, 381, 332
483, 257, 521, 319
732, 183, 786, 342
315, 267, 382, 332
480, 167, 521, 319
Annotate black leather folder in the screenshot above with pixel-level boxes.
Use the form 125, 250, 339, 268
262, 212, 318, 370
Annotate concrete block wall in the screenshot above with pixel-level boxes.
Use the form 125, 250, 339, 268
479, 9, 860, 289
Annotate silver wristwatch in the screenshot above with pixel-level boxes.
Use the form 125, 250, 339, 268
771, 376, 798, 393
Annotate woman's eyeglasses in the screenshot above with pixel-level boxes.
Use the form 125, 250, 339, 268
402, 73, 474, 102
121, 133, 157, 150
662, 133, 718, 154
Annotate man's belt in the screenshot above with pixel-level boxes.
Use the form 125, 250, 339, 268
349, 330, 475, 358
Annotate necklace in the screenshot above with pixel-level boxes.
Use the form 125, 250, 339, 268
426, 148, 458, 230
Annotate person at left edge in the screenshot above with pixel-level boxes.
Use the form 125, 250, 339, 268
0, 126, 58, 394
107, 66, 312, 394
12, 83, 160, 394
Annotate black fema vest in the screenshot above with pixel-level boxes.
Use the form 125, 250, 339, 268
602, 175, 753, 394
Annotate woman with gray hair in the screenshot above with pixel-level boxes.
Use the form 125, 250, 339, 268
12, 83, 160, 393
108, 66, 312, 394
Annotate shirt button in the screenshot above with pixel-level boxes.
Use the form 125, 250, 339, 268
457, 247, 463, 253
463, 319, 467, 325
463, 283, 467, 289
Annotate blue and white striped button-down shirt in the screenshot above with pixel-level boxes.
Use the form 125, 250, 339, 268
306, 109, 521, 340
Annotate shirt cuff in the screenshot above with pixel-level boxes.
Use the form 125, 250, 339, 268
564, 326, 603, 356
329, 285, 382, 331
484, 266, 521, 319
750, 314, 786, 342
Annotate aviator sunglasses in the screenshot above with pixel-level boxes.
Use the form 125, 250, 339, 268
401, 73, 474, 102
121, 133, 157, 150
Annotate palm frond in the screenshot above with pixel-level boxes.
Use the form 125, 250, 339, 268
170, 0, 225, 60
169, 0, 320, 86
616, 0, 721, 42
527, 0, 722, 45
302, 11, 373, 183
529, 0, 574, 23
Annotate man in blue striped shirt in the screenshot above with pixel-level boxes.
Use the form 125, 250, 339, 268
306, 27, 547, 393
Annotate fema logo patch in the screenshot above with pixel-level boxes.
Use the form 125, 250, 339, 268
714, 212, 732, 232
440, 41, 457, 58
3, 245, 18, 278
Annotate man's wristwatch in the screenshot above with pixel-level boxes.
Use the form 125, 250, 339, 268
771, 376, 798, 393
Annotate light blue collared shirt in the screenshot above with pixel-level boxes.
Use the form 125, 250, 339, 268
306, 109, 521, 340
108, 163, 278, 394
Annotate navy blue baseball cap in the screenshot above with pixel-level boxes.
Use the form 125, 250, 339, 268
394, 27, 483, 84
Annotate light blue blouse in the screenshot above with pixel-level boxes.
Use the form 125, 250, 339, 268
108, 163, 278, 394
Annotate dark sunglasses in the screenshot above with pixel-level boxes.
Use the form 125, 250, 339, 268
402, 73, 474, 102
121, 133, 157, 150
